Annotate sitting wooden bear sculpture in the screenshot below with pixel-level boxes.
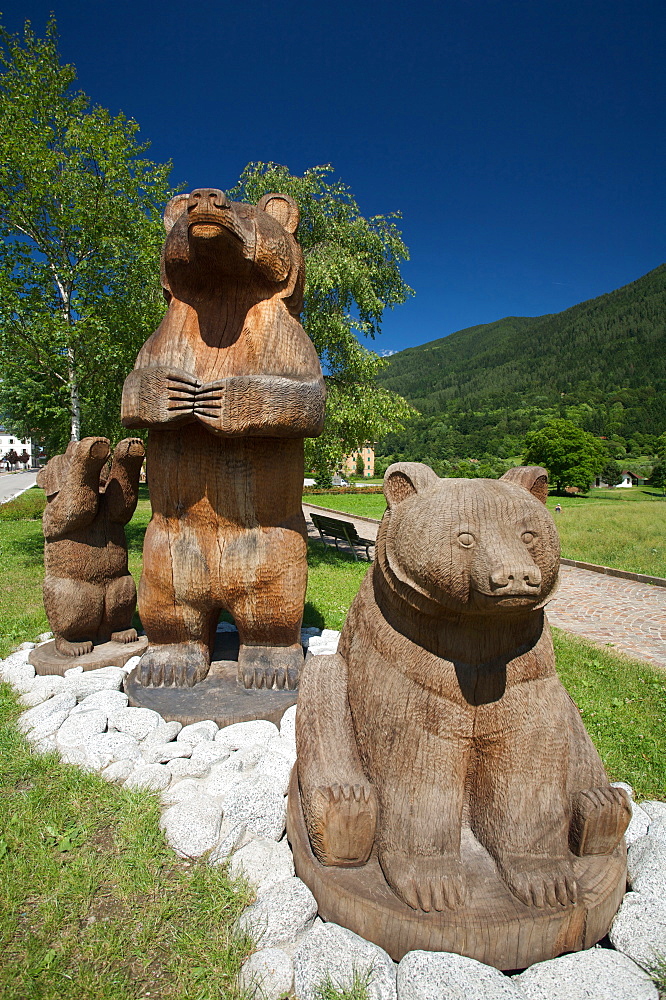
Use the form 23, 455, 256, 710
293, 463, 630, 964
36, 437, 145, 656
121, 188, 325, 690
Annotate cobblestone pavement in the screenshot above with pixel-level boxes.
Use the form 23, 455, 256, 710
547, 566, 666, 669
303, 504, 666, 670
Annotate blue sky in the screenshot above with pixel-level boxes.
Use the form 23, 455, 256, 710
4, 0, 665, 354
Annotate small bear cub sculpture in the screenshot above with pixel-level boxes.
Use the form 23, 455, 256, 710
37, 437, 145, 656
296, 463, 630, 912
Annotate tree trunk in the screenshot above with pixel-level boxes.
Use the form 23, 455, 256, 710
67, 345, 81, 441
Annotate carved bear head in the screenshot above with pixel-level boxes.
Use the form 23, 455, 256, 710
36, 438, 111, 499
376, 463, 559, 619
160, 189, 304, 315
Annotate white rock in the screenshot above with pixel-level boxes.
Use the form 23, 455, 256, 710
64, 665, 84, 676
306, 631, 340, 656
641, 800, 666, 821
32, 736, 57, 755
142, 741, 193, 765
230, 838, 295, 896
18, 674, 65, 706
191, 741, 231, 765
24, 709, 71, 743
64, 668, 125, 701
161, 779, 204, 806
3, 661, 37, 693
295, 921, 397, 1000
178, 720, 218, 744
222, 774, 287, 840
85, 732, 142, 767
109, 707, 162, 740
56, 709, 108, 749
263, 735, 297, 767
240, 948, 294, 1000
628, 835, 666, 897
101, 759, 136, 783
610, 890, 666, 970
142, 720, 182, 744
612, 781, 634, 798
215, 720, 279, 751
37, 632, 53, 642
160, 795, 224, 857
17, 641, 37, 650
70, 689, 129, 716
279, 704, 297, 743
396, 950, 520, 1000
121, 654, 142, 674
513, 947, 658, 999
18, 691, 76, 732
168, 756, 211, 779
223, 744, 264, 773
208, 821, 249, 864
625, 802, 652, 846
59, 745, 104, 772
253, 751, 294, 795
201, 763, 244, 799
124, 764, 172, 792
238, 877, 317, 950
1, 649, 32, 672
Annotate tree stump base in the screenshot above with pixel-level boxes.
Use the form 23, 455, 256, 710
286, 770, 627, 971
29, 636, 148, 675
123, 630, 299, 727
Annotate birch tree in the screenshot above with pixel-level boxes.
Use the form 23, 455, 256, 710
0, 16, 173, 452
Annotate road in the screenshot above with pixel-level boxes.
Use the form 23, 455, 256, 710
0, 470, 39, 503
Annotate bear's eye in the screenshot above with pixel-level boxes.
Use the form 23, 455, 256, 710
522, 530, 536, 544
458, 531, 475, 548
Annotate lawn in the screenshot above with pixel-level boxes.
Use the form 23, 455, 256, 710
304, 487, 666, 578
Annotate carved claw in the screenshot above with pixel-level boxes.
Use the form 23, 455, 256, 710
110, 628, 138, 644
379, 850, 467, 911
308, 782, 378, 867
570, 785, 631, 856
495, 854, 578, 907
55, 637, 94, 657
237, 644, 302, 691
138, 644, 209, 688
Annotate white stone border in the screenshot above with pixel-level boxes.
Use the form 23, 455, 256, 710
2, 632, 664, 1000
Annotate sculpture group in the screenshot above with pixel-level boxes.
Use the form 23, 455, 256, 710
33, 183, 631, 969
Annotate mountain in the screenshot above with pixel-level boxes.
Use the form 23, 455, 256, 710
376, 265, 666, 469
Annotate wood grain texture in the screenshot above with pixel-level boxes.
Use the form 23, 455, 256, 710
30, 636, 147, 675
120, 189, 325, 692
293, 463, 630, 965
36, 437, 145, 658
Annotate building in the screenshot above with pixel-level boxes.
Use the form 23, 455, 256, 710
0, 428, 36, 469
593, 470, 647, 488
343, 445, 375, 478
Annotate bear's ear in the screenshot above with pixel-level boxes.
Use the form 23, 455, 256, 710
384, 462, 439, 508
257, 193, 300, 234
500, 466, 549, 505
163, 194, 189, 233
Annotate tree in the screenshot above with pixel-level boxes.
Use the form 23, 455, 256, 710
649, 461, 666, 493
229, 163, 416, 473
0, 16, 173, 453
600, 459, 622, 487
355, 452, 366, 477
523, 419, 605, 493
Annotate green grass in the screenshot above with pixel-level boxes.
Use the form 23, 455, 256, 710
304, 488, 666, 578
0, 684, 253, 1000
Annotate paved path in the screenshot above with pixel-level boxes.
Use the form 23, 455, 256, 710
303, 504, 666, 670
0, 470, 38, 503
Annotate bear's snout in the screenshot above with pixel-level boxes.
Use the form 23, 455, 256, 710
188, 189, 231, 218
488, 561, 542, 594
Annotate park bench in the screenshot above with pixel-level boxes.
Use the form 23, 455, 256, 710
309, 512, 374, 562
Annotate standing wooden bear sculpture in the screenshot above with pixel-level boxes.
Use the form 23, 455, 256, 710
121, 189, 325, 690
34, 437, 145, 660
290, 463, 631, 968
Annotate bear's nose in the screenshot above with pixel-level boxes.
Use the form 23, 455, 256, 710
188, 189, 230, 214
489, 564, 542, 592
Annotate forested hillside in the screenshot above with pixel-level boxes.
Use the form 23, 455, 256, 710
376, 265, 666, 474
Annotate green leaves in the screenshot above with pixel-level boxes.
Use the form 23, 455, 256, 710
523, 418, 605, 493
231, 162, 416, 472
0, 15, 173, 449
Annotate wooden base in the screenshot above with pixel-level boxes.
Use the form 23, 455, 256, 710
123, 630, 299, 727
29, 636, 148, 675
286, 771, 627, 971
